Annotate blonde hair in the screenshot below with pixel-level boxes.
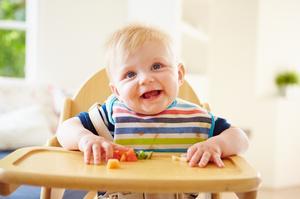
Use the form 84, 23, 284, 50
105, 24, 176, 78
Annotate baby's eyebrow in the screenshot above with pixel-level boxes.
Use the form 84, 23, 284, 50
151, 57, 174, 66
152, 57, 168, 62
118, 65, 135, 74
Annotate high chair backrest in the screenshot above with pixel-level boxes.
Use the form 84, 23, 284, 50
49, 68, 208, 147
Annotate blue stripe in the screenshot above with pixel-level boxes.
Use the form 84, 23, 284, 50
106, 95, 118, 125
208, 112, 215, 138
114, 102, 128, 109
115, 116, 211, 123
166, 100, 177, 109
115, 127, 210, 134
99, 104, 115, 132
77, 112, 98, 136
175, 103, 197, 108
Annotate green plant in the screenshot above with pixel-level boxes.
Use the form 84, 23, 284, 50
0, 0, 26, 78
275, 70, 299, 88
0, 29, 25, 77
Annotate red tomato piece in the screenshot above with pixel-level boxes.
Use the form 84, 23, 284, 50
120, 154, 127, 162
112, 148, 137, 162
125, 149, 138, 161
112, 150, 122, 160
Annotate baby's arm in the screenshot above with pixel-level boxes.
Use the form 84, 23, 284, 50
56, 117, 128, 164
187, 126, 249, 167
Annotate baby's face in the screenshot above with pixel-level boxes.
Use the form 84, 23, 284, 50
110, 40, 184, 115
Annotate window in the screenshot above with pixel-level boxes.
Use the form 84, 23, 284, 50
0, 0, 26, 78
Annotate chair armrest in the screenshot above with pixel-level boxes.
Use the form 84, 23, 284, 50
46, 136, 61, 147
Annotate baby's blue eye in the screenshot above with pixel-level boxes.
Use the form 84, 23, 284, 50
125, 71, 136, 79
152, 63, 162, 70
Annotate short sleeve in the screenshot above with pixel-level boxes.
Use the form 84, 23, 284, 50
77, 103, 115, 135
212, 117, 231, 136
77, 112, 98, 135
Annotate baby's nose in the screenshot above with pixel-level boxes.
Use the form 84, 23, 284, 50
139, 73, 154, 85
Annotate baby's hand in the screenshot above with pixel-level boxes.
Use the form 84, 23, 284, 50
187, 139, 224, 168
78, 134, 129, 165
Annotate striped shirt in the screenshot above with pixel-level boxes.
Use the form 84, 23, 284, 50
78, 95, 231, 152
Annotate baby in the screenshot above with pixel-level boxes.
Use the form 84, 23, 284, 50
56, 24, 249, 198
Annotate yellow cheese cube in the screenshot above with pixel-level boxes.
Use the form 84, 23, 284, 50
107, 159, 121, 169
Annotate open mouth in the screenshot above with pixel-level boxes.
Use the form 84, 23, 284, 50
141, 90, 162, 99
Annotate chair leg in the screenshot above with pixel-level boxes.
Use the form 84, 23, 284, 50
40, 187, 51, 199
40, 187, 65, 199
211, 193, 221, 199
83, 191, 98, 199
236, 190, 257, 199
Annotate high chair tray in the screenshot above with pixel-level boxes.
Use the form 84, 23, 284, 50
0, 146, 260, 195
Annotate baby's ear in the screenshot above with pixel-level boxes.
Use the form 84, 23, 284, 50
109, 83, 120, 98
177, 63, 185, 86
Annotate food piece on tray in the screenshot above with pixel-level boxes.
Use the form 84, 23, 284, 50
135, 150, 153, 160
107, 159, 120, 169
171, 154, 188, 162
113, 148, 138, 162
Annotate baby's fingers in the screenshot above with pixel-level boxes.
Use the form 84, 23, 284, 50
212, 153, 224, 168
83, 144, 92, 164
92, 144, 102, 164
113, 143, 131, 151
189, 150, 203, 167
198, 151, 211, 168
186, 145, 197, 161
101, 141, 113, 161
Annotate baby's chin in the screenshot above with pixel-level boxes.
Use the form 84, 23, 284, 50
131, 106, 167, 115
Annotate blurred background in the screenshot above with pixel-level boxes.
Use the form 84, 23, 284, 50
1, 0, 300, 198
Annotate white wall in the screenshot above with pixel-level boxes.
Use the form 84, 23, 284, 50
128, 0, 181, 53
26, 0, 128, 90
254, 0, 300, 187
256, 0, 300, 97
208, 0, 300, 188
275, 99, 300, 187
208, 0, 258, 126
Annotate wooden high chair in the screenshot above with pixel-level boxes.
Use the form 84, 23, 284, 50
0, 68, 260, 199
